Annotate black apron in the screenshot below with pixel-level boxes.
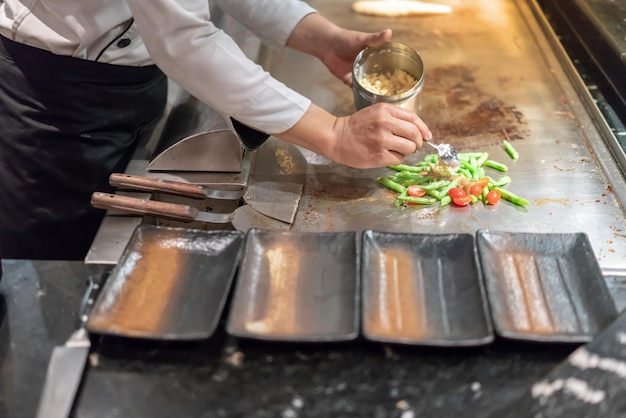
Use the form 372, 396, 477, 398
0, 36, 167, 260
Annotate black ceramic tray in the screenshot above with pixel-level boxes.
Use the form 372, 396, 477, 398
361, 231, 494, 346
226, 229, 360, 342
476, 230, 618, 342
87, 225, 244, 340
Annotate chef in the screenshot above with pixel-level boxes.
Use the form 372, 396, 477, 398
0, 0, 432, 260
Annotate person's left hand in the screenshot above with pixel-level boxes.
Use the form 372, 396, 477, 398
321, 28, 392, 86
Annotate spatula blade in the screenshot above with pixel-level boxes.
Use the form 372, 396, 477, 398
243, 182, 303, 224
36, 345, 90, 418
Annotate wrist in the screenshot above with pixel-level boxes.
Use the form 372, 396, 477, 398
276, 103, 340, 160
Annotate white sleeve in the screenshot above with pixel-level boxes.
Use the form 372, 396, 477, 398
214, 0, 317, 49
126, 0, 311, 134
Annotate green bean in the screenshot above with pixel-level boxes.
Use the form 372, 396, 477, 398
388, 164, 426, 173
483, 160, 509, 172
394, 188, 409, 207
459, 162, 474, 177
395, 196, 437, 205
426, 189, 441, 200
476, 152, 490, 167
460, 168, 473, 179
481, 186, 489, 204
440, 195, 452, 206
420, 180, 449, 191
424, 154, 439, 163
377, 177, 406, 194
495, 187, 530, 206
401, 178, 430, 187
459, 152, 486, 160
492, 175, 512, 187
439, 179, 459, 197
392, 171, 431, 182
503, 140, 519, 160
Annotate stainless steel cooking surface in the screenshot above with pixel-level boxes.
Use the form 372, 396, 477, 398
250, 0, 626, 273
361, 231, 493, 346
477, 230, 617, 342
226, 229, 360, 342
87, 0, 626, 274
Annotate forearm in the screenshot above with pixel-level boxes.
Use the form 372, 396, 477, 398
274, 103, 338, 158
285, 13, 340, 61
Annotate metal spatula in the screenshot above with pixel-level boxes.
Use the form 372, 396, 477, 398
90, 192, 292, 231
36, 268, 105, 418
424, 140, 460, 171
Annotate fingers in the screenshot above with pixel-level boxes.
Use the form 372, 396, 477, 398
387, 134, 419, 156
332, 103, 432, 168
342, 71, 353, 87
386, 104, 432, 141
367, 28, 393, 47
372, 105, 430, 157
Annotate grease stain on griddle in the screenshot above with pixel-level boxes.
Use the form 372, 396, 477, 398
535, 198, 571, 207
422, 65, 529, 147
306, 180, 370, 201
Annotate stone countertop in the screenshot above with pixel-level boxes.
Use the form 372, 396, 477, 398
3, 259, 626, 418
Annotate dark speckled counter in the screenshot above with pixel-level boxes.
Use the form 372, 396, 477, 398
2, 259, 626, 418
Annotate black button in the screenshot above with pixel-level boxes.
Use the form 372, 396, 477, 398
117, 38, 131, 48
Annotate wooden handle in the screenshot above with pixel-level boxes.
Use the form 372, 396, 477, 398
91, 192, 198, 222
109, 173, 207, 199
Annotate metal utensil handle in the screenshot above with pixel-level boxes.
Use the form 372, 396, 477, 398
110, 173, 246, 200
424, 141, 439, 151
91, 192, 198, 222
109, 173, 208, 199
79, 273, 96, 324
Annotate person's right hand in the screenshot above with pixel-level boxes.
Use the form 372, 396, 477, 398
329, 103, 432, 169
278, 102, 432, 169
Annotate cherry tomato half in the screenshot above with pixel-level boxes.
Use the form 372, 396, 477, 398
453, 196, 472, 206
448, 187, 467, 199
486, 189, 501, 205
468, 183, 483, 196
407, 185, 426, 197
465, 178, 490, 195
475, 178, 490, 189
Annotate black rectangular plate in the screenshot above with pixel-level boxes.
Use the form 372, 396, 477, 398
476, 230, 617, 342
361, 231, 494, 346
226, 229, 359, 342
87, 225, 244, 340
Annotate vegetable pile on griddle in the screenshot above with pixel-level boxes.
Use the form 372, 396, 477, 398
377, 140, 530, 208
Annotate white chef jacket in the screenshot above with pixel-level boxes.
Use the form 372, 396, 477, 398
0, 0, 316, 135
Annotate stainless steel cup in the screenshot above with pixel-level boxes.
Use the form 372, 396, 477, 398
352, 42, 425, 112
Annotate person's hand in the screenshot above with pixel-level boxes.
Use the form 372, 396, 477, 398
330, 103, 432, 168
321, 28, 392, 86
279, 102, 432, 169
287, 14, 392, 86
